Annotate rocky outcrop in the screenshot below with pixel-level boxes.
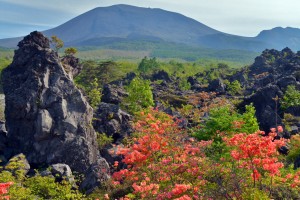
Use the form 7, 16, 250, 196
208, 78, 226, 94
5, 154, 30, 176
2, 31, 99, 173
240, 85, 283, 133
93, 102, 133, 142
101, 84, 128, 105
79, 158, 110, 194
41, 163, 75, 183
61, 55, 82, 80
0, 121, 7, 156
151, 70, 171, 82
236, 48, 300, 133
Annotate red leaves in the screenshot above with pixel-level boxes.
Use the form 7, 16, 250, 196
110, 109, 292, 199
112, 109, 211, 199
0, 182, 13, 200
225, 128, 285, 182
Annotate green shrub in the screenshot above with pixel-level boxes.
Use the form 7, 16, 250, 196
87, 78, 101, 109
0, 156, 85, 199
50, 35, 64, 51
193, 104, 259, 141
281, 85, 300, 110
137, 57, 159, 74
64, 47, 77, 56
286, 134, 300, 164
178, 78, 191, 91
122, 77, 154, 113
97, 132, 113, 149
240, 103, 260, 133
24, 174, 84, 200
226, 80, 242, 95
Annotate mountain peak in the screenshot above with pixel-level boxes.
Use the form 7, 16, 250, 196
41, 4, 219, 46
1, 5, 300, 52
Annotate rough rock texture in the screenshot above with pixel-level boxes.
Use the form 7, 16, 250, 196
80, 158, 110, 194
61, 55, 82, 80
41, 163, 74, 183
101, 84, 128, 105
100, 144, 124, 167
5, 154, 30, 176
93, 102, 133, 142
208, 78, 226, 94
151, 70, 171, 82
0, 121, 7, 155
2, 31, 99, 173
240, 85, 283, 133
231, 48, 300, 133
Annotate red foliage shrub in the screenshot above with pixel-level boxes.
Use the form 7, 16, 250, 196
0, 182, 13, 200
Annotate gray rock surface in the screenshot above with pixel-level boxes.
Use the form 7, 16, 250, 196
60, 55, 82, 80
41, 163, 74, 183
208, 78, 226, 94
0, 121, 7, 155
5, 153, 30, 176
101, 84, 128, 105
240, 85, 283, 133
80, 158, 110, 194
2, 31, 99, 173
93, 102, 132, 142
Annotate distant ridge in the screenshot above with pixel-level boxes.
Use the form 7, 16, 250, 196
1, 4, 300, 52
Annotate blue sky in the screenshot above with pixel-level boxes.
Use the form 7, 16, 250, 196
1, 0, 300, 39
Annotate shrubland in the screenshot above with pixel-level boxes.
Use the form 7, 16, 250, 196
2, 47, 300, 200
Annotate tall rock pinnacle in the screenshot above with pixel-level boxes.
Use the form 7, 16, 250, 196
2, 31, 99, 173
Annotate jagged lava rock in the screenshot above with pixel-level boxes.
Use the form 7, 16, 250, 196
101, 84, 128, 105
93, 102, 133, 142
2, 31, 99, 173
60, 55, 82, 80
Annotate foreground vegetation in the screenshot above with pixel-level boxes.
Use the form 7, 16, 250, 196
1, 46, 300, 199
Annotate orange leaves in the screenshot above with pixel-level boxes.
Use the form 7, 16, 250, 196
171, 184, 192, 196
225, 128, 286, 182
0, 182, 13, 200
110, 108, 292, 199
132, 181, 159, 198
112, 109, 211, 199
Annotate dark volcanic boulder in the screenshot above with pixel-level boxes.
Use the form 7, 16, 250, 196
101, 84, 128, 105
276, 76, 297, 90
208, 78, 226, 94
41, 163, 75, 183
93, 102, 132, 142
5, 154, 30, 176
80, 158, 110, 194
241, 85, 283, 132
0, 121, 7, 155
60, 55, 82, 79
151, 70, 171, 82
2, 31, 99, 173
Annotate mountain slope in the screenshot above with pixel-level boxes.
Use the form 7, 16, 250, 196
0, 4, 300, 52
256, 27, 300, 50
44, 4, 220, 46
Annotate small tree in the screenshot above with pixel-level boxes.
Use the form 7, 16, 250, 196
87, 78, 101, 109
122, 77, 154, 113
137, 57, 159, 74
64, 47, 77, 56
281, 85, 300, 110
227, 80, 242, 95
50, 35, 64, 51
